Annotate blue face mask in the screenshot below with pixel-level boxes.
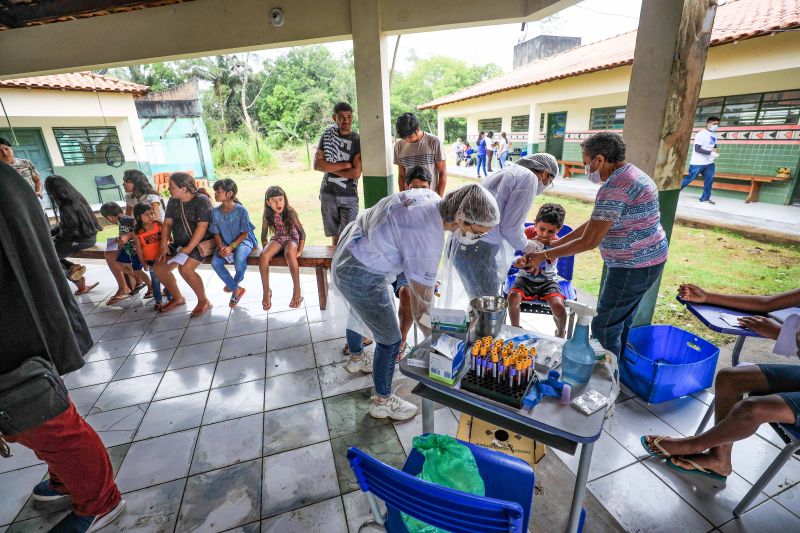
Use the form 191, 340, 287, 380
708, 124, 719, 132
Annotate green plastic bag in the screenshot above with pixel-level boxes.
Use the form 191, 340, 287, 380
401, 434, 486, 533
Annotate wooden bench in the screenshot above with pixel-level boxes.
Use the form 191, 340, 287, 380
684, 172, 791, 203
72, 245, 335, 309
557, 160, 585, 178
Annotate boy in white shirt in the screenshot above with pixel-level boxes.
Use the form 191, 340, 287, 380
681, 116, 720, 205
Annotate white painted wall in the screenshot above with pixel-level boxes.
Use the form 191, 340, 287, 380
0, 88, 147, 166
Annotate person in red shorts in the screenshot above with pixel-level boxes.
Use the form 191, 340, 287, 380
507, 203, 568, 337
0, 161, 125, 532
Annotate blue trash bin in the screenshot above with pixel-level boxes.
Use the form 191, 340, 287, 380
620, 325, 719, 404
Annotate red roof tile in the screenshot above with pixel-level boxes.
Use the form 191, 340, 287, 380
0, 71, 149, 95
420, 0, 800, 109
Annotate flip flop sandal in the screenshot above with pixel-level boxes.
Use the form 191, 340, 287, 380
191, 302, 213, 318
74, 282, 100, 296
290, 296, 304, 308
641, 436, 672, 458
343, 338, 375, 355
159, 300, 185, 313
131, 282, 147, 294
666, 457, 728, 482
143, 291, 154, 300
69, 265, 87, 282
262, 289, 273, 311
106, 294, 131, 305
230, 287, 246, 308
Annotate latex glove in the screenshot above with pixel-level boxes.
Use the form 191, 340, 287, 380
523, 239, 544, 255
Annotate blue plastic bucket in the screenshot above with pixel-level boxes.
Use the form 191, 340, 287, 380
620, 325, 719, 404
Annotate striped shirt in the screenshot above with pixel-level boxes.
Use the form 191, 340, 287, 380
393, 132, 445, 191
591, 163, 669, 269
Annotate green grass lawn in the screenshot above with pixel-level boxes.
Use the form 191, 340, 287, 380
104, 163, 800, 346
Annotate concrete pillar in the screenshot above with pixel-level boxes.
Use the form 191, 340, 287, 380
351, 0, 394, 207
437, 114, 446, 143
624, 0, 718, 326
527, 103, 538, 155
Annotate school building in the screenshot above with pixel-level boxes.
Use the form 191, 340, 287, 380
0, 72, 215, 205
421, 0, 800, 205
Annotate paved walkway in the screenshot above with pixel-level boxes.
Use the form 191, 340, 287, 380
448, 165, 800, 243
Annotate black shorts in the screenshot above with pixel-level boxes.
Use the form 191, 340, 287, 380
509, 276, 563, 301
758, 364, 800, 425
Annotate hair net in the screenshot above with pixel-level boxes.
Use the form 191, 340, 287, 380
439, 184, 500, 226
517, 153, 560, 178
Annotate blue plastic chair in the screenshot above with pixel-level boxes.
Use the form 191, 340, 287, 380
503, 224, 577, 336
347, 436, 535, 533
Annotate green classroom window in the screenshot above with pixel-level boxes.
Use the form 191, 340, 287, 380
53, 127, 121, 166
589, 106, 626, 130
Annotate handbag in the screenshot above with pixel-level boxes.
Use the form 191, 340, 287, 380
179, 200, 215, 258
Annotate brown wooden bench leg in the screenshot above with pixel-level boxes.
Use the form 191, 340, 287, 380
316, 267, 329, 310
745, 180, 760, 203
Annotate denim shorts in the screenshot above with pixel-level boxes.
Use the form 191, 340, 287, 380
758, 364, 800, 425
116, 251, 143, 271
391, 272, 409, 298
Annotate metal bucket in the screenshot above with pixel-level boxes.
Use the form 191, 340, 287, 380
469, 296, 508, 338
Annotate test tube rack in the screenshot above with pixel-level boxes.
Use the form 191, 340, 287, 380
460, 365, 536, 409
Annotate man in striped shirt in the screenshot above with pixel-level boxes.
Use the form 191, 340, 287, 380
393, 113, 447, 197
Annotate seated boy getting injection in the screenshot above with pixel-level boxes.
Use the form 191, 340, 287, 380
509, 203, 568, 337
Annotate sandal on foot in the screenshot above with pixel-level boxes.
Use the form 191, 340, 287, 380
131, 282, 147, 294
289, 295, 304, 308
191, 302, 213, 318
143, 290, 154, 300
74, 282, 99, 296
106, 293, 131, 305
223, 286, 232, 293
343, 337, 374, 356
159, 300, 185, 313
69, 265, 86, 282
230, 287, 246, 308
641, 435, 673, 458
666, 457, 728, 481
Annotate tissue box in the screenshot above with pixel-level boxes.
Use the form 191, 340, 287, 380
428, 334, 466, 385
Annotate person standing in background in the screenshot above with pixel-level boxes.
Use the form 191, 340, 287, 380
0, 136, 43, 198
498, 132, 510, 169
314, 102, 362, 246
485, 131, 496, 172
680, 116, 720, 205
393, 112, 447, 197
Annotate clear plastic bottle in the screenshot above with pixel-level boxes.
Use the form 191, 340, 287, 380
561, 301, 598, 387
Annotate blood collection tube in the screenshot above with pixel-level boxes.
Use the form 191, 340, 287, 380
491, 353, 498, 379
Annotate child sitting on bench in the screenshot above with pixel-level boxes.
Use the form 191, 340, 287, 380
507, 203, 568, 337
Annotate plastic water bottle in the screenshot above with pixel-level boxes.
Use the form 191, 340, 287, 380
561, 301, 598, 388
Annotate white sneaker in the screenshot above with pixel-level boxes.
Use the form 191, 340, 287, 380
369, 394, 418, 421
344, 354, 373, 374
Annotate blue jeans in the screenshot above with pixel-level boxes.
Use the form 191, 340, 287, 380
451, 238, 501, 300
499, 151, 509, 169
592, 262, 666, 358
146, 261, 172, 304
335, 256, 402, 398
211, 244, 254, 292
476, 154, 487, 177
346, 328, 401, 398
681, 163, 715, 201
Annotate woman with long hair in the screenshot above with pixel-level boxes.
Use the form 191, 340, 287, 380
153, 172, 215, 316
122, 169, 164, 221
258, 185, 305, 310
45, 175, 101, 295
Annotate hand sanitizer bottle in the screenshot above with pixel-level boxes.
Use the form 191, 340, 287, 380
561, 301, 598, 388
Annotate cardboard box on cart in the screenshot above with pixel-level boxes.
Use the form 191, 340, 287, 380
456, 414, 546, 468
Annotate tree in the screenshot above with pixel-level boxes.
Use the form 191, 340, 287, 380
110, 62, 185, 91
391, 56, 501, 137
185, 55, 244, 133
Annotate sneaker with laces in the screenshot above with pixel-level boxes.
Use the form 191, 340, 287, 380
344, 353, 373, 374
51, 499, 126, 533
369, 394, 418, 420
32, 479, 69, 502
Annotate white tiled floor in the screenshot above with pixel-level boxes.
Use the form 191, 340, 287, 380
2, 263, 800, 532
